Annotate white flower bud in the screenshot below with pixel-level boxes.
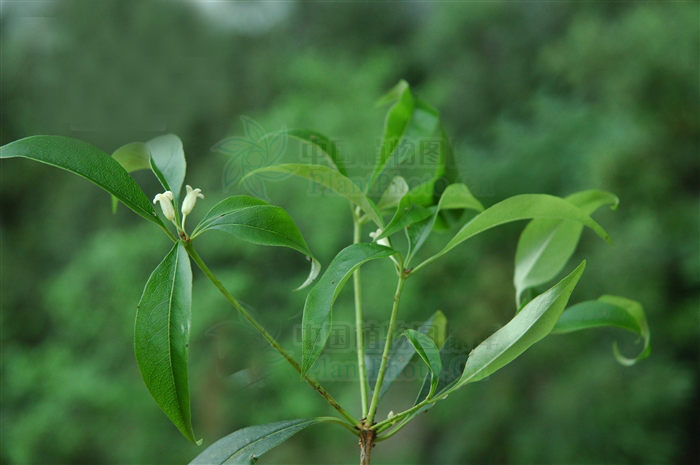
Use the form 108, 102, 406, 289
369, 228, 390, 247
181, 185, 204, 216
153, 191, 175, 222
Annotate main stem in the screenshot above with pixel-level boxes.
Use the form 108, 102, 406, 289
365, 273, 407, 426
183, 241, 357, 426
353, 219, 369, 418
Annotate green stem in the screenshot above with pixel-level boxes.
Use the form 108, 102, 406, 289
366, 273, 407, 425
352, 218, 369, 418
183, 241, 358, 426
317, 416, 361, 436
373, 398, 431, 433
159, 222, 178, 242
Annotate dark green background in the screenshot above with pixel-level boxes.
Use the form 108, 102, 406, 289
1, 1, 698, 464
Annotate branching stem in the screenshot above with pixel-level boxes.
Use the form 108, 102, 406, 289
353, 216, 370, 418
365, 272, 407, 425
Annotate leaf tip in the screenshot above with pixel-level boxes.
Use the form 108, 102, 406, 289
294, 257, 321, 291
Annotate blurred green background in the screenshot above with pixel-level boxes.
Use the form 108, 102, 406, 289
1, 1, 698, 464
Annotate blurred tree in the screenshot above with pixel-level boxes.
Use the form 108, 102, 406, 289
1, 1, 697, 464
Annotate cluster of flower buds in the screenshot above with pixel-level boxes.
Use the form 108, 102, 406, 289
153, 185, 204, 232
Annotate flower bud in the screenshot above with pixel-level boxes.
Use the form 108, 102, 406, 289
153, 191, 175, 222
369, 228, 390, 247
181, 185, 204, 216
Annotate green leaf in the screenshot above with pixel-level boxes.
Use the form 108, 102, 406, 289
514, 190, 619, 306
367, 311, 446, 399
414, 336, 466, 405
192, 196, 320, 290
134, 242, 199, 443
552, 295, 651, 366
110, 142, 152, 213
302, 243, 397, 376
0, 135, 162, 225
368, 81, 441, 192
431, 124, 464, 231
146, 134, 187, 201
404, 183, 484, 262
242, 164, 384, 227
112, 142, 151, 173
417, 194, 613, 272
280, 129, 347, 177
404, 329, 442, 393
147, 134, 187, 202
453, 260, 586, 389
190, 418, 330, 465
378, 182, 482, 244
377, 176, 409, 211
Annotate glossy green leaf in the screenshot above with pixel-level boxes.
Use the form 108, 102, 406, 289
453, 261, 586, 389
553, 295, 651, 365
368, 81, 441, 192
404, 329, 442, 392
190, 418, 330, 465
514, 190, 619, 306
404, 183, 484, 262
417, 194, 613, 272
147, 134, 187, 202
242, 164, 383, 227
367, 311, 447, 399
302, 243, 397, 376
0, 135, 162, 225
282, 129, 347, 176
193, 196, 320, 290
134, 242, 198, 443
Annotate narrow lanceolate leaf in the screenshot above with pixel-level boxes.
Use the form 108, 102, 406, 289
404, 183, 484, 262
417, 194, 613, 272
193, 196, 320, 290
453, 261, 586, 389
242, 164, 383, 227
147, 134, 187, 202
367, 311, 447, 398
281, 129, 347, 176
514, 190, 619, 306
190, 418, 329, 465
1, 135, 162, 225
302, 243, 397, 376
404, 329, 442, 393
368, 81, 441, 192
134, 242, 199, 443
553, 295, 651, 366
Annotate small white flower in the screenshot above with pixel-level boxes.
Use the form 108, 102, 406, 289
181, 185, 204, 216
369, 228, 390, 247
153, 191, 176, 222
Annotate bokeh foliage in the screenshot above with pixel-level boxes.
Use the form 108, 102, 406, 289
1, 1, 697, 464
